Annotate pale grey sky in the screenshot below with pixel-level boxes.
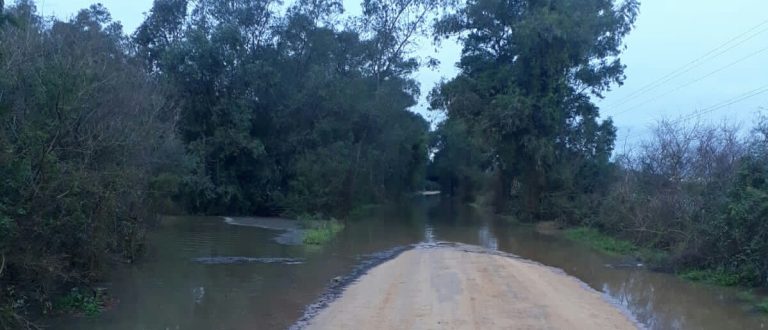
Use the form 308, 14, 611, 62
600, 1, 768, 148
36, 0, 768, 145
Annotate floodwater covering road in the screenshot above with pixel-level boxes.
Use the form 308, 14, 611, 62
305, 246, 636, 329
61, 198, 768, 329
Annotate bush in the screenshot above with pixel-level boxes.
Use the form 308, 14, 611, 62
586, 118, 768, 287
53, 289, 106, 317
707, 155, 768, 286
0, 3, 183, 326
299, 215, 345, 245
756, 300, 768, 313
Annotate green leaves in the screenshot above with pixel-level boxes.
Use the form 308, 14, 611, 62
431, 0, 636, 218
0, 2, 183, 324
138, 0, 432, 216
707, 155, 768, 286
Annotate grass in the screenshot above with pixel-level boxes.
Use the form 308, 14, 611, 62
54, 288, 105, 317
563, 227, 669, 264
756, 300, 768, 313
678, 268, 742, 287
680, 268, 768, 313
565, 229, 768, 313
733, 290, 768, 314
299, 214, 344, 245
564, 227, 639, 255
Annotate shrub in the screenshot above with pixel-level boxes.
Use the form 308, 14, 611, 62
0, 3, 183, 325
299, 215, 345, 245
54, 289, 105, 317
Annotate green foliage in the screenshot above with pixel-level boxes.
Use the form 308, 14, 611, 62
732, 290, 768, 313
138, 0, 432, 217
564, 227, 669, 264
565, 227, 638, 256
586, 119, 768, 287
678, 269, 742, 287
430, 0, 638, 218
54, 289, 105, 317
0, 2, 183, 326
756, 300, 768, 313
706, 154, 768, 286
1, 0, 440, 324
428, 118, 492, 202
299, 216, 345, 245
149, 173, 184, 213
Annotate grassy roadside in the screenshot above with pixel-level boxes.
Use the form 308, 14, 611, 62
563, 227, 667, 263
564, 226, 768, 313
564, 227, 637, 255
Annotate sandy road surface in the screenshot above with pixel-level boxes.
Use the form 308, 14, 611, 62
305, 247, 636, 330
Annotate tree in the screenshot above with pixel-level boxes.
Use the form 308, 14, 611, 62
134, 0, 188, 70
358, 0, 448, 81
428, 117, 490, 201
431, 0, 638, 219
0, 3, 182, 325
136, 0, 432, 216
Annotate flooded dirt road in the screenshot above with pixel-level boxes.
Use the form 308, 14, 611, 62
305, 246, 636, 330
61, 199, 768, 329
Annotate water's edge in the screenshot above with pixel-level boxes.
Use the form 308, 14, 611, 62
289, 245, 413, 329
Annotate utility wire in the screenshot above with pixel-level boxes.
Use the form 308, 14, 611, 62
673, 84, 768, 124
622, 84, 768, 141
605, 18, 768, 108
611, 45, 768, 116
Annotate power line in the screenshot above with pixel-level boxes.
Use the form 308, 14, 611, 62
611, 45, 768, 116
673, 84, 768, 124
621, 84, 768, 142
608, 20, 768, 107
605, 18, 768, 108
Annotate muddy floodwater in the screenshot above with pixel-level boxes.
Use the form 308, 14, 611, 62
62, 198, 768, 329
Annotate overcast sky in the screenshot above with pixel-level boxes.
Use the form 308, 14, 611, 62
36, 0, 768, 146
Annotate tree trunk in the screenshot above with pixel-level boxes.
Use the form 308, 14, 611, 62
493, 169, 510, 213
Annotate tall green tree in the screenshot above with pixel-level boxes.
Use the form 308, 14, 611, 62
136, 0, 432, 216
431, 0, 638, 219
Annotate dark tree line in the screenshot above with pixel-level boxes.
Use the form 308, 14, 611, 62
134, 0, 434, 216
0, 0, 435, 326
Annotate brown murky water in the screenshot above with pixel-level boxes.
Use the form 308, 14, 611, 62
62, 198, 768, 329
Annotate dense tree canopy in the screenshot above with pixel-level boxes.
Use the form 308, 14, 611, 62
0, 2, 182, 326
0, 0, 437, 325
430, 0, 638, 219
135, 0, 432, 216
